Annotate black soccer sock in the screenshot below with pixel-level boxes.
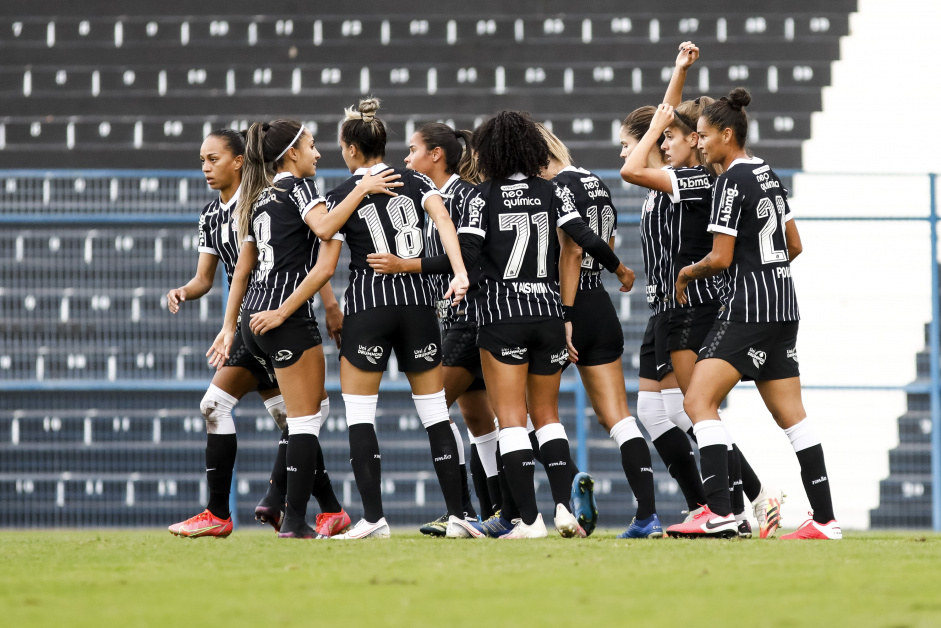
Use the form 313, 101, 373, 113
486, 476, 503, 514
426, 422, 464, 518
687, 428, 697, 443
620, 439, 657, 520
311, 446, 342, 514
539, 438, 575, 508
285, 433, 319, 519
501, 449, 539, 525
529, 430, 543, 465
496, 446, 520, 521
699, 444, 732, 516
268, 428, 289, 497
348, 423, 384, 523
459, 462, 477, 519
728, 446, 745, 516
652, 427, 706, 510
736, 445, 762, 502
206, 433, 237, 519
470, 444, 495, 519
797, 445, 835, 524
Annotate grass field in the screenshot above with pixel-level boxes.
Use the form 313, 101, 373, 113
2, 529, 940, 628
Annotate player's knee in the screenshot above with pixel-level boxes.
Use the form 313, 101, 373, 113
200, 385, 237, 435
263, 394, 288, 431
682, 392, 714, 421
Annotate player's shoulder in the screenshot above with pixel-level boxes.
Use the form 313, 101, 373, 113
672, 165, 715, 188
401, 168, 437, 189
199, 198, 220, 219
325, 175, 358, 201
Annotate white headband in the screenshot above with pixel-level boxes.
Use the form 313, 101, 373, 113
273, 125, 307, 162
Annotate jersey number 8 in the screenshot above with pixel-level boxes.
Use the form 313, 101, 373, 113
253, 213, 275, 282
359, 197, 424, 259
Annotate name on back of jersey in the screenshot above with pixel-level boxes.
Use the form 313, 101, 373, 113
501, 183, 542, 208
511, 281, 550, 294
580, 175, 610, 200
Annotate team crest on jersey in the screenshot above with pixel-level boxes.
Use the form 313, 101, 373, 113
274, 349, 294, 362
642, 191, 656, 213
550, 349, 569, 365
747, 348, 767, 369
787, 348, 799, 363
358, 345, 385, 365
414, 343, 438, 362
501, 347, 528, 360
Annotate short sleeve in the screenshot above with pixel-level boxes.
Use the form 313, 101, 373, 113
668, 168, 714, 204
457, 190, 487, 238
553, 183, 580, 227
781, 186, 794, 222
707, 177, 743, 237
407, 170, 442, 210
197, 207, 218, 256
290, 178, 326, 220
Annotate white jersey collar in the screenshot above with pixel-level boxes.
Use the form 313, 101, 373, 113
354, 162, 390, 176
439, 173, 460, 193
272, 171, 294, 182
728, 156, 764, 169
507, 172, 528, 181
220, 184, 241, 210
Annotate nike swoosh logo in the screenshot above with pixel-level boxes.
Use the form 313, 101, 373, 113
657, 363, 667, 370
186, 524, 222, 535
703, 475, 715, 483
704, 518, 732, 530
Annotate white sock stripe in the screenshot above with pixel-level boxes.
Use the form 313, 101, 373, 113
609, 416, 644, 448
636, 391, 674, 441
784, 418, 820, 452
474, 431, 500, 477
263, 394, 284, 410
342, 393, 378, 427
320, 397, 330, 421
412, 389, 449, 428
411, 390, 446, 401
263, 395, 287, 431
287, 412, 322, 437
498, 426, 532, 454
692, 419, 728, 449
201, 385, 238, 434
526, 414, 535, 433
205, 384, 238, 408
450, 422, 466, 465
469, 429, 498, 445
534, 422, 567, 448
660, 388, 693, 433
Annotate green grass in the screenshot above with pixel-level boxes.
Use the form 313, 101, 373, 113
1, 530, 940, 628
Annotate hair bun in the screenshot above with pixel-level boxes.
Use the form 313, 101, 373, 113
262, 122, 270, 132
358, 97, 381, 122
727, 87, 751, 111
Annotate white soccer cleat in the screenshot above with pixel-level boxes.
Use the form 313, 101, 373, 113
501, 514, 548, 539
445, 516, 487, 538
554, 503, 586, 538
682, 505, 706, 523
753, 485, 786, 539
330, 517, 391, 540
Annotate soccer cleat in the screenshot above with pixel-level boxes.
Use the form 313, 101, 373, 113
753, 486, 786, 539
681, 505, 706, 523
314, 509, 352, 537
780, 514, 842, 540
479, 511, 515, 538
665, 506, 737, 538
501, 513, 548, 539
169, 510, 233, 538
331, 517, 391, 540
737, 518, 753, 539
554, 503, 587, 538
254, 488, 285, 533
445, 515, 487, 539
616, 514, 665, 539
278, 506, 318, 539
570, 472, 599, 537
418, 514, 448, 537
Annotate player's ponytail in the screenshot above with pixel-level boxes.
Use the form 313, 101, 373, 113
670, 97, 719, 176
472, 110, 549, 180
535, 122, 572, 169
702, 88, 751, 148
621, 106, 666, 160
341, 97, 387, 160
455, 129, 482, 184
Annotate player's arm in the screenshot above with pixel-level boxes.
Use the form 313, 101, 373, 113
366, 253, 422, 275
620, 104, 676, 193
424, 194, 469, 305
319, 280, 344, 349
675, 234, 735, 305
310, 170, 403, 240
557, 228, 583, 363
167, 253, 218, 313
558, 218, 634, 292
207, 242, 257, 368
663, 41, 698, 107
785, 211, 802, 260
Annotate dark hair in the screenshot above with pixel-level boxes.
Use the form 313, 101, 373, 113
207, 128, 245, 157
702, 87, 751, 147
670, 97, 719, 176
235, 119, 306, 242
341, 97, 386, 160
415, 122, 479, 182
471, 110, 548, 180
621, 106, 665, 159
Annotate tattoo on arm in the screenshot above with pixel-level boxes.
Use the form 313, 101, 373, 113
682, 254, 720, 281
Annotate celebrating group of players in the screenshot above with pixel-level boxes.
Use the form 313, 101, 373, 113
165, 42, 841, 541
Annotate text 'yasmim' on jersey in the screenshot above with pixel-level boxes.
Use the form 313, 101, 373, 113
552, 166, 618, 292
458, 174, 583, 325
326, 164, 440, 315
197, 186, 242, 287
666, 165, 723, 307
242, 172, 329, 319
708, 157, 799, 323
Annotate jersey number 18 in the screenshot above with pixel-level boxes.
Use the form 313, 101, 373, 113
359, 197, 424, 259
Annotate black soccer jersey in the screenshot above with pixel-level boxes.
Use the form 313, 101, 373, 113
552, 166, 618, 292
458, 174, 582, 325
197, 186, 242, 287
326, 164, 441, 315
708, 157, 799, 323
424, 174, 483, 327
639, 177, 674, 315
242, 172, 331, 319
666, 166, 723, 308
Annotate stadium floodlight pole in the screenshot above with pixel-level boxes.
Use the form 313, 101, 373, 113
222, 279, 239, 529
930, 173, 941, 532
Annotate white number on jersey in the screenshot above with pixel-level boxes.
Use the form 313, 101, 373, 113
757, 196, 788, 264
358, 198, 424, 259
253, 213, 274, 282
499, 211, 550, 279
580, 204, 616, 269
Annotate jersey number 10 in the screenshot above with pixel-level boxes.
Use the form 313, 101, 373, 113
581, 204, 615, 269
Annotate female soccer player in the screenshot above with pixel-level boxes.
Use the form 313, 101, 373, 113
665, 89, 841, 540
622, 101, 786, 538
537, 124, 662, 539
366, 122, 503, 532
308, 99, 481, 540
205, 119, 358, 538
166, 129, 345, 538
459, 110, 635, 539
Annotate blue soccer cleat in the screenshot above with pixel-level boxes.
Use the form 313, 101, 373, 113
616, 514, 665, 539
479, 511, 515, 538
570, 472, 599, 536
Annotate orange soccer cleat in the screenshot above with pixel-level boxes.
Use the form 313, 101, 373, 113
168, 510, 233, 538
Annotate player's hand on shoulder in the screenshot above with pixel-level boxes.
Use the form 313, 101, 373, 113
358, 169, 402, 196
367, 252, 406, 274
445, 272, 469, 305
166, 288, 186, 314
206, 329, 234, 370
675, 41, 699, 70
249, 309, 287, 336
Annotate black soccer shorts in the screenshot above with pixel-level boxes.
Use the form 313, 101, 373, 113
443, 321, 486, 387
477, 317, 568, 376
667, 302, 722, 353
225, 321, 279, 391
569, 287, 625, 367
698, 320, 801, 381
638, 311, 673, 381
240, 311, 323, 372
340, 305, 442, 373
